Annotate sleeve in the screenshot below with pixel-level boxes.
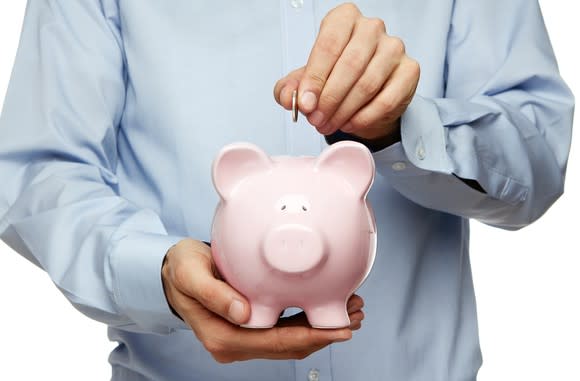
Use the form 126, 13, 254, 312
372, 0, 575, 230
0, 0, 188, 333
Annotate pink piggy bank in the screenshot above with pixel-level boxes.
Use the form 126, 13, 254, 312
210, 141, 377, 328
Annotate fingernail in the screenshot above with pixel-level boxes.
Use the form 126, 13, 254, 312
228, 298, 245, 324
341, 122, 354, 133
301, 91, 317, 112
309, 110, 325, 126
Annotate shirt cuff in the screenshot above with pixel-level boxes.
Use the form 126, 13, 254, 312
110, 232, 189, 333
372, 141, 431, 177
397, 94, 454, 174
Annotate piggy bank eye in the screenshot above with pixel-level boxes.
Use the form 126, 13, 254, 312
302, 205, 308, 211
281, 205, 287, 211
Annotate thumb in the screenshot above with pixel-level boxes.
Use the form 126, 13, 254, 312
190, 258, 250, 325
273, 66, 306, 110
171, 244, 251, 325
196, 274, 250, 325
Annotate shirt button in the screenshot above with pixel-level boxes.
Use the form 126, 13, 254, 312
290, 0, 304, 8
392, 162, 407, 171
417, 146, 426, 160
307, 368, 320, 381
416, 138, 426, 160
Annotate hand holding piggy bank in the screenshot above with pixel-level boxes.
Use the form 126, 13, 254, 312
210, 141, 376, 328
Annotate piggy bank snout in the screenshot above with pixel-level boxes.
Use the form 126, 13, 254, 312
262, 225, 325, 274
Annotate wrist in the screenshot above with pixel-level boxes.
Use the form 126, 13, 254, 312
161, 239, 213, 322
162, 244, 184, 321
325, 119, 401, 153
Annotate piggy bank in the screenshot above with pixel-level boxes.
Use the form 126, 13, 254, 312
210, 141, 376, 328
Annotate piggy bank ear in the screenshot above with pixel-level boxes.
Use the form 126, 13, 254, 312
212, 143, 273, 200
314, 141, 375, 197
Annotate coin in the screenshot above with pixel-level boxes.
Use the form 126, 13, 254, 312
292, 89, 298, 122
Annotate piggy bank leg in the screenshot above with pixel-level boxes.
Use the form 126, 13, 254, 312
306, 300, 350, 329
240, 303, 281, 329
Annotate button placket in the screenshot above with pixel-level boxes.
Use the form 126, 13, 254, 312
281, 2, 333, 379
280, 0, 321, 156
308, 368, 320, 381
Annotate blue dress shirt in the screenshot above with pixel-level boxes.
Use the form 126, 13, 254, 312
0, 1, 574, 380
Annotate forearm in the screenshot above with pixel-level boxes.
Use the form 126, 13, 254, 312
372, 89, 573, 229
332, 0, 575, 229
0, 161, 188, 333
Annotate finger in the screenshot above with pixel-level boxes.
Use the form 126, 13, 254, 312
212, 315, 351, 362
348, 310, 365, 323
195, 309, 346, 363
171, 246, 250, 325
322, 36, 405, 134
226, 323, 352, 357
349, 320, 362, 331
273, 66, 305, 109
171, 288, 217, 331
267, 326, 351, 359
201, 308, 355, 362
342, 56, 420, 134
347, 294, 365, 314
220, 341, 329, 363
309, 18, 384, 131
298, 4, 360, 113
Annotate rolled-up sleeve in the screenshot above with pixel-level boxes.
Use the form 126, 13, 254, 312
373, 0, 574, 230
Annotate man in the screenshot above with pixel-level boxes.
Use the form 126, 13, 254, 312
0, 1, 573, 380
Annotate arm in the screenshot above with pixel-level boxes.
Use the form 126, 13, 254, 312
274, 1, 573, 230
372, 0, 574, 229
0, 0, 185, 334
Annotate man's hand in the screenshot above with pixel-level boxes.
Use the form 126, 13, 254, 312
274, 3, 420, 141
162, 238, 364, 363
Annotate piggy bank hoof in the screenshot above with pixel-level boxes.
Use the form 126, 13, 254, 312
241, 304, 281, 328
306, 303, 350, 329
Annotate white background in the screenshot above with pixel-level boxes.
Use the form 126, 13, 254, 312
0, 2, 578, 380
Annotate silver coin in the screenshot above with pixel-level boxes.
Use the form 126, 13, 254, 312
292, 89, 298, 122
